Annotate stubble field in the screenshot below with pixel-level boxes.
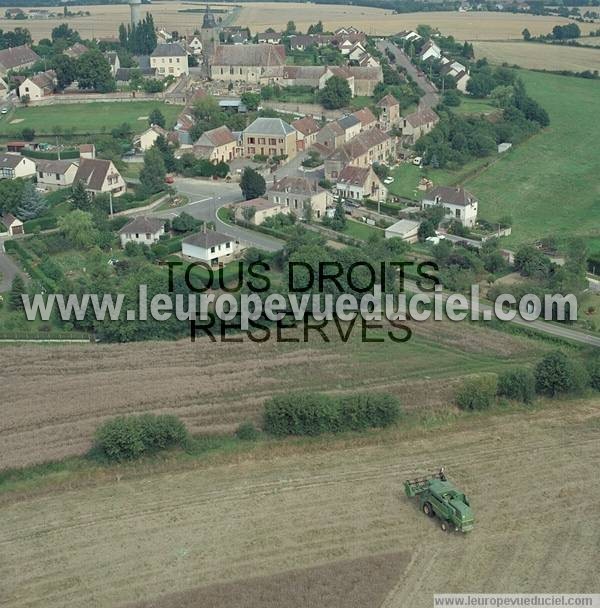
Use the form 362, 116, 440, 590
0, 321, 546, 470
473, 40, 600, 71
1, 398, 599, 607
0, 2, 595, 41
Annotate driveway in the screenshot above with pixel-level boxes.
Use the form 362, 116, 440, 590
149, 177, 284, 253
376, 40, 440, 109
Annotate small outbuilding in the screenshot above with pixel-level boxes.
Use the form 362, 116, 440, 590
385, 219, 420, 243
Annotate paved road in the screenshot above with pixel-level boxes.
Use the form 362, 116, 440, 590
149, 177, 284, 253
404, 279, 600, 348
376, 40, 440, 109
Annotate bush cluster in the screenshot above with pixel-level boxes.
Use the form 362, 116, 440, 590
263, 392, 400, 437
94, 414, 188, 461
456, 350, 594, 410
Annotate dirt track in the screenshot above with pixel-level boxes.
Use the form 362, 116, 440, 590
1, 399, 598, 607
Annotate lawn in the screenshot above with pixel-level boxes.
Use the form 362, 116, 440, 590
0, 102, 182, 138
465, 70, 600, 247
342, 218, 383, 240
388, 157, 493, 201
453, 97, 497, 115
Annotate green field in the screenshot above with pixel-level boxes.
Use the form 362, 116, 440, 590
466, 70, 600, 247
342, 218, 383, 240
453, 97, 497, 115
0, 102, 182, 138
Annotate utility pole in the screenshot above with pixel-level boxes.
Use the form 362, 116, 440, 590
109, 191, 114, 218
56, 135, 60, 160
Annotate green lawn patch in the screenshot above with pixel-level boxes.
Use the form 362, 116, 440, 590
342, 219, 383, 240
0, 102, 182, 138
465, 70, 600, 247
453, 97, 497, 115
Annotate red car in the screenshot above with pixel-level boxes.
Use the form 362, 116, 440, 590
165, 175, 174, 184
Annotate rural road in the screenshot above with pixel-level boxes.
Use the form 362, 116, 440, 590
152, 177, 284, 252
376, 40, 440, 109
404, 279, 600, 348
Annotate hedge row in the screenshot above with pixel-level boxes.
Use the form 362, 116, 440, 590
94, 414, 189, 461
23, 215, 58, 232
4, 239, 56, 290
263, 392, 400, 437
24, 149, 80, 160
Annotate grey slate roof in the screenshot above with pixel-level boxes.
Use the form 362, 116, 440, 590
244, 117, 295, 137
183, 231, 233, 249
0, 153, 27, 169
338, 114, 360, 130
119, 216, 165, 235
425, 186, 478, 207
35, 159, 76, 174
150, 43, 187, 58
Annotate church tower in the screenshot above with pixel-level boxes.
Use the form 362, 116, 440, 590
200, 5, 218, 76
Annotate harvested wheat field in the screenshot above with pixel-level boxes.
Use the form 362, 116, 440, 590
473, 40, 600, 71
0, 321, 546, 470
233, 4, 597, 39
1, 398, 599, 607
0, 2, 594, 41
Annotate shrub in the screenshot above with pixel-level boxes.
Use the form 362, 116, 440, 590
497, 368, 536, 404
534, 351, 588, 396
235, 422, 260, 441
587, 357, 600, 391
94, 414, 188, 461
455, 374, 498, 410
263, 391, 400, 437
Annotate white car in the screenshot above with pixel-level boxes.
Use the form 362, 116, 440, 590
383, 177, 394, 184
412, 157, 422, 166
0, 108, 8, 114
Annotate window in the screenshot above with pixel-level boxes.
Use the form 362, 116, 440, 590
269, 138, 276, 145
146, 233, 151, 239
248, 137, 255, 144
55, 173, 60, 180
135, 233, 139, 238
210, 246, 215, 253
38, 171, 43, 178
455, 209, 461, 218
258, 138, 265, 144
226, 242, 231, 249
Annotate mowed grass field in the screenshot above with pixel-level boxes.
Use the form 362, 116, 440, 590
0, 320, 547, 469
0, 101, 182, 138
0, 3, 594, 40
473, 40, 600, 71
1, 397, 599, 607
466, 70, 600, 246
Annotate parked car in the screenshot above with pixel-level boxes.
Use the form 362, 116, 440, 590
165, 175, 174, 184
383, 177, 394, 184
412, 157, 422, 166
0, 107, 8, 115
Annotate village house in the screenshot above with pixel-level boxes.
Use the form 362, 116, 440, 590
193, 125, 237, 163
324, 127, 394, 180
288, 34, 332, 51
79, 144, 96, 159
182, 35, 203, 56
376, 94, 401, 132
0, 45, 40, 76
0, 76, 8, 100
397, 30, 422, 43
233, 197, 288, 225
400, 108, 439, 145
337, 114, 362, 142
105, 51, 121, 77
282, 65, 355, 95
211, 44, 286, 84
335, 165, 387, 203
74, 158, 126, 198
422, 186, 479, 228
353, 107, 377, 131
173, 106, 196, 145
115, 66, 157, 85
257, 31, 283, 44
291, 116, 321, 151
182, 230, 242, 265
1, 213, 24, 236
35, 159, 78, 190
133, 124, 169, 152
65, 42, 89, 59
150, 43, 189, 78
242, 117, 297, 160
119, 216, 165, 247
315, 120, 346, 151
347, 66, 382, 96
0, 154, 36, 179
18, 69, 56, 100
266, 176, 332, 221
419, 40, 442, 62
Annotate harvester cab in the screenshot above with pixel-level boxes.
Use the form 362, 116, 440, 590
404, 468, 474, 533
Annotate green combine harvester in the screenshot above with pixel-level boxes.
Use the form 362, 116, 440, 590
404, 468, 474, 533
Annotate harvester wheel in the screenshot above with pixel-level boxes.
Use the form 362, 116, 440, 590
440, 521, 449, 532
423, 503, 434, 517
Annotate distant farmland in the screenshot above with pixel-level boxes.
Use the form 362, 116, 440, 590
0, 3, 595, 41
473, 41, 600, 71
